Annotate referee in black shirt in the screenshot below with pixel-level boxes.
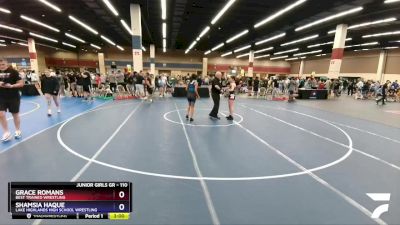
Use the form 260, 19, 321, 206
209, 71, 222, 120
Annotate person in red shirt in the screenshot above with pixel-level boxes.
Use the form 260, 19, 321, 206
0, 58, 24, 142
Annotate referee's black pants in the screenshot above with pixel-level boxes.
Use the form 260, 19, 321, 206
210, 92, 220, 117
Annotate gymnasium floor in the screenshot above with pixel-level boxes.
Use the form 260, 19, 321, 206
0, 96, 399, 225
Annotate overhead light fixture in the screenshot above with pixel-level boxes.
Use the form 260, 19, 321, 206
226, 29, 249, 43
236, 53, 250, 58
328, 18, 397, 34
274, 48, 299, 55
90, 43, 101, 49
161, 0, 167, 20
285, 57, 299, 61
62, 42, 76, 48
221, 51, 232, 57
0, 43, 6, 47
121, 20, 133, 35
363, 31, 400, 38
384, 0, 400, 3
281, 34, 318, 46
29, 32, 58, 43
300, 56, 307, 59
254, 0, 307, 28
233, 45, 251, 53
308, 38, 352, 48
117, 45, 124, 51
0, 7, 11, 14
211, 43, 224, 51
65, 33, 85, 43
315, 54, 327, 57
0, 40, 5, 42
20, 15, 59, 32
163, 47, 166, 53
196, 37, 200, 41
295, 7, 363, 32
142, 46, 146, 51
345, 42, 379, 48
293, 49, 322, 57
255, 33, 286, 46
385, 46, 399, 49
185, 49, 189, 54
354, 49, 371, 52
0, 24, 23, 32
199, 26, 210, 38
69, 15, 98, 35
163, 39, 167, 48
102, 0, 119, 16
162, 22, 167, 38
270, 55, 288, 60
17, 42, 28, 47
254, 54, 270, 59
37, 0, 62, 12
188, 40, 197, 50
204, 50, 212, 55
254, 47, 274, 54
100, 35, 116, 45
211, 0, 236, 25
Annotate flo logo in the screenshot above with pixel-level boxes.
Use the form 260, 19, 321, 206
366, 193, 391, 219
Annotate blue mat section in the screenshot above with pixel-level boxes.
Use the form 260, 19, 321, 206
0, 96, 110, 153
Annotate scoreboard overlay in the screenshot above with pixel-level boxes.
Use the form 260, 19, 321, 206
8, 182, 132, 220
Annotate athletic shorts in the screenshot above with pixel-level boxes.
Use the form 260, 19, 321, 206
83, 85, 90, 93
187, 93, 196, 104
0, 98, 21, 114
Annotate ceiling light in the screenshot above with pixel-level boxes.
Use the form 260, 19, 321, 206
62, 42, 76, 48
65, 33, 85, 43
363, 31, 400, 38
196, 37, 200, 41
254, 0, 307, 28
163, 48, 166, 53
345, 42, 379, 48
0, 24, 23, 32
300, 56, 307, 59
254, 47, 274, 54
285, 57, 299, 61
20, 15, 59, 32
204, 50, 212, 55
226, 29, 249, 43
255, 33, 286, 46
0, 40, 4, 42
0, 7, 11, 14
117, 45, 125, 51
211, 0, 236, 25
211, 43, 224, 51
354, 49, 371, 52
274, 48, 299, 55
307, 38, 351, 48
221, 52, 232, 57
37, 0, 62, 12
236, 53, 250, 58
29, 32, 58, 43
90, 43, 101, 49
17, 42, 28, 47
199, 26, 210, 38
234, 45, 251, 53
327, 18, 397, 34
161, 0, 167, 20
142, 46, 146, 51
270, 55, 289, 60
0, 44, 6, 47
254, 54, 270, 59
188, 41, 197, 50
293, 50, 322, 56
102, 0, 119, 16
121, 20, 133, 35
315, 54, 327, 57
162, 23, 167, 38
295, 7, 363, 32
384, 46, 399, 49
163, 39, 167, 48
185, 49, 189, 54
69, 15, 98, 35
281, 34, 318, 46
384, 0, 400, 3
100, 35, 116, 45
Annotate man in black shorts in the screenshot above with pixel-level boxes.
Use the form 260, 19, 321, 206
0, 58, 24, 142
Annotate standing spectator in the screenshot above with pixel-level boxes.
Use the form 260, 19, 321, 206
108, 71, 117, 93
377, 81, 391, 105
135, 72, 145, 98
41, 71, 60, 116
76, 73, 84, 97
209, 72, 222, 120
253, 77, 260, 96
116, 70, 125, 90
348, 81, 355, 96
159, 73, 167, 97
0, 58, 24, 141
82, 71, 92, 101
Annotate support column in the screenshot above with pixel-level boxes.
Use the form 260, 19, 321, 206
299, 60, 305, 78
150, 44, 155, 75
248, 50, 254, 77
98, 53, 106, 75
130, 4, 143, 72
377, 50, 387, 83
27, 38, 39, 74
202, 58, 208, 77
328, 24, 348, 78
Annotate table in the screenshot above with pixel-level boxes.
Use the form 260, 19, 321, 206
173, 86, 210, 98
298, 89, 328, 99
22, 84, 40, 96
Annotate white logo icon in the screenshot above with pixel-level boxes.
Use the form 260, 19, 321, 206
366, 193, 391, 219
26, 213, 31, 219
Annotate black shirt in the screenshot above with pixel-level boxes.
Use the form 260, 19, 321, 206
136, 75, 144, 85
211, 77, 222, 94
41, 76, 60, 95
0, 67, 22, 99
